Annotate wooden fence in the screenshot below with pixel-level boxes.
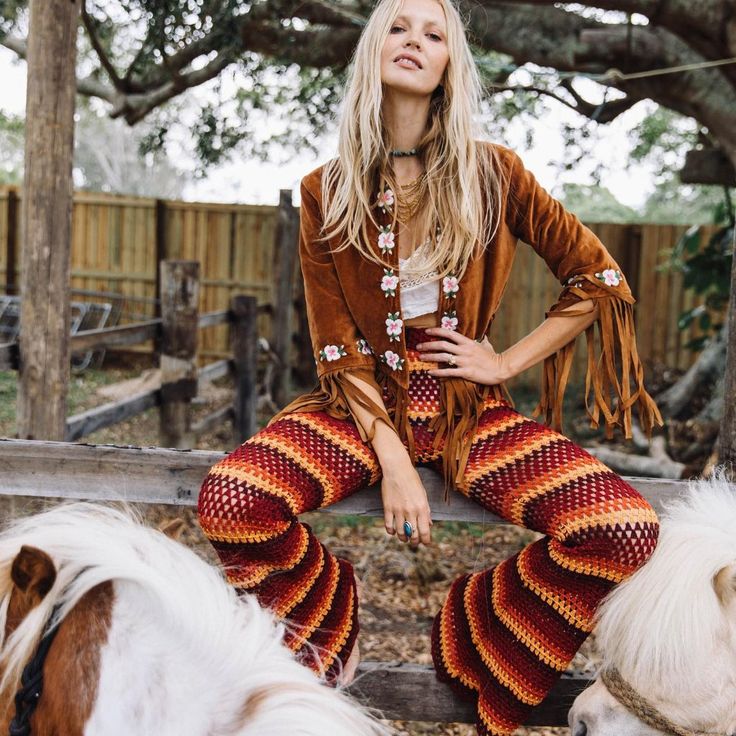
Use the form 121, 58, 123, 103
0, 260, 262, 447
0, 436, 704, 725
0, 186, 717, 381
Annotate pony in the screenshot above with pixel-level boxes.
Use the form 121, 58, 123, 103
569, 469, 736, 736
0, 502, 394, 735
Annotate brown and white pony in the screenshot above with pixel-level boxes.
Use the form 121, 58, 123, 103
0, 503, 393, 735
569, 470, 736, 736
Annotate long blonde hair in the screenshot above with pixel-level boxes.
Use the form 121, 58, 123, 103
318, 0, 506, 280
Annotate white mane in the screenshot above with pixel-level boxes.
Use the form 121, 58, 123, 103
593, 470, 736, 702
0, 502, 391, 735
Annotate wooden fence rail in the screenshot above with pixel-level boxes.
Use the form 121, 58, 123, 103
0, 260, 261, 446
0, 437, 706, 725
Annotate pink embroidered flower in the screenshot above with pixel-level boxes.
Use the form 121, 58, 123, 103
596, 268, 621, 287
319, 344, 347, 362
442, 274, 459, 297
381, 350, 404, 371
356, 338, 373, 355
385, 311, 403, 342
378, 226, 395, 253
376, 188, 395, 211
381, 268, 399, 297
441, 310, 458, 331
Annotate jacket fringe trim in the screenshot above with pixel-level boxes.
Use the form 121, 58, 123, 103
533, 273, 664, 440
268, 366, 514, 506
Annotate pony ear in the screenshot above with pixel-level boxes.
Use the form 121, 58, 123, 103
713, 563, 736, 606
11, 545, 56, 599
158, 518, 186, 541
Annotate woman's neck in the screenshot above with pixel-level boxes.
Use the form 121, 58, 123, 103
382, 88, 430, 153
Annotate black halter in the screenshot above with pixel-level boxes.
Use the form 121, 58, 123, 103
9, 603, 63, 736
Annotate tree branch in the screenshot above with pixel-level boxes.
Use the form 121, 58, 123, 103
80, 1, 123, 88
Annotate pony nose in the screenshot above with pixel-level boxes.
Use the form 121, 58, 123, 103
570, 718, 588, 736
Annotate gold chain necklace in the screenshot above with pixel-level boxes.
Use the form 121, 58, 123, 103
396, 172, 427, 222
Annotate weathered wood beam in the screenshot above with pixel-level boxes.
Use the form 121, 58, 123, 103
70, 319, 161, 353
159, 260, 200, 449
198, 359, 232, 382
0, 439, 705, 515
347, 662, 590, 724
65, 389, 160, 441
198, 310, 230, 329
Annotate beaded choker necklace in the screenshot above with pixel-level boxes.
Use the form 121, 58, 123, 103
390, 147, 419, 157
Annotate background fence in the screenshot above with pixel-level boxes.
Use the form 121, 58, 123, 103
0, 185, 716, 383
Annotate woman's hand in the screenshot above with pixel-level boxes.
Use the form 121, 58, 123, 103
416, 326, 510, 385
379, 453, 433, 547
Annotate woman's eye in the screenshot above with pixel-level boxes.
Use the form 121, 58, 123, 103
428, 32, 441, 41
390, 25, 403, 33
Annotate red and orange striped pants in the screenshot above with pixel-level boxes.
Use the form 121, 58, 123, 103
197, 327, 659, 736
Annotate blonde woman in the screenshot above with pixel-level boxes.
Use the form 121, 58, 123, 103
198, 0, 663, 733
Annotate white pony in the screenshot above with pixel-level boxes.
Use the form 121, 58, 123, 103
569, 469, 736, 736
0, 502, 393, 735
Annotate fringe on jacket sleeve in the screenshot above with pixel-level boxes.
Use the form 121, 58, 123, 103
267, 366, 395, 446
532, 272, 664, 440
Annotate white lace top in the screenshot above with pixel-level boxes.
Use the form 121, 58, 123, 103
399, 237, 440, 319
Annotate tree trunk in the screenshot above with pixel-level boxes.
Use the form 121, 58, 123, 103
16, 0, 81, 440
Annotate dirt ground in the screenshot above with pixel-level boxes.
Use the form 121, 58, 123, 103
0, 355, 698, 735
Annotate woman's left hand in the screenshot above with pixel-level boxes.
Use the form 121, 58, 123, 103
416, 327, 510, 385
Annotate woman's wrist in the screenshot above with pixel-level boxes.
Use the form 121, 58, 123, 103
371, 421, 412, 466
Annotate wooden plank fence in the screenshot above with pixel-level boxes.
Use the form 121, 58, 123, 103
0, 435, 707, 725
0, 186, 717, 380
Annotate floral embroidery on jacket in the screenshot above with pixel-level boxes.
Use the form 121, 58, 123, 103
380, 350, 404, 371
378, 225, 395, 254
356, 338, 373, 355
441, 309, 458, 331
385, 311, 403, 342
381, 268, 399, 297
442, 273, 459, 298
319, 344, 347, 362
376, 187, 395, 213
595, 268, 622, 287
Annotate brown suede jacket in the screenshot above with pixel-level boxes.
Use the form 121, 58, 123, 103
268, 141, 663, 502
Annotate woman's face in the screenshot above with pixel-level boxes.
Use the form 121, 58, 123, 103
380, 0, 449, 98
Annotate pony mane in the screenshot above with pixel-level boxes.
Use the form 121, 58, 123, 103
0, 503, 389, 736
0, 501, 374, 731
593, 468, 736, 688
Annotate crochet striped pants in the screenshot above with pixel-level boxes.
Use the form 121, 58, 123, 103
197, 327, 660, 736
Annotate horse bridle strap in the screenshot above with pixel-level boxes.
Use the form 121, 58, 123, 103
601, 667, 733, 736
8, 603, 64, 736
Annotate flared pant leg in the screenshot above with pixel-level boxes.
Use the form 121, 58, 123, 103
197, 409, 382, 685
429, 400, 660, 736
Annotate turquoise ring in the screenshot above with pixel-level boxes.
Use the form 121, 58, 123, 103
403, 521, 414, 538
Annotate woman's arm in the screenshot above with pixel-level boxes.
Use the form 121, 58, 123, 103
420, 299, 598, 383
500, 298, 599, 380
342, 365, 433, 547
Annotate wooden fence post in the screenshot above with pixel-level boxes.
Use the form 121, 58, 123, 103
230, 294, 258, 444
159, 260, 199, 449
272, 189, 298, 407
16, 0, 81, 441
